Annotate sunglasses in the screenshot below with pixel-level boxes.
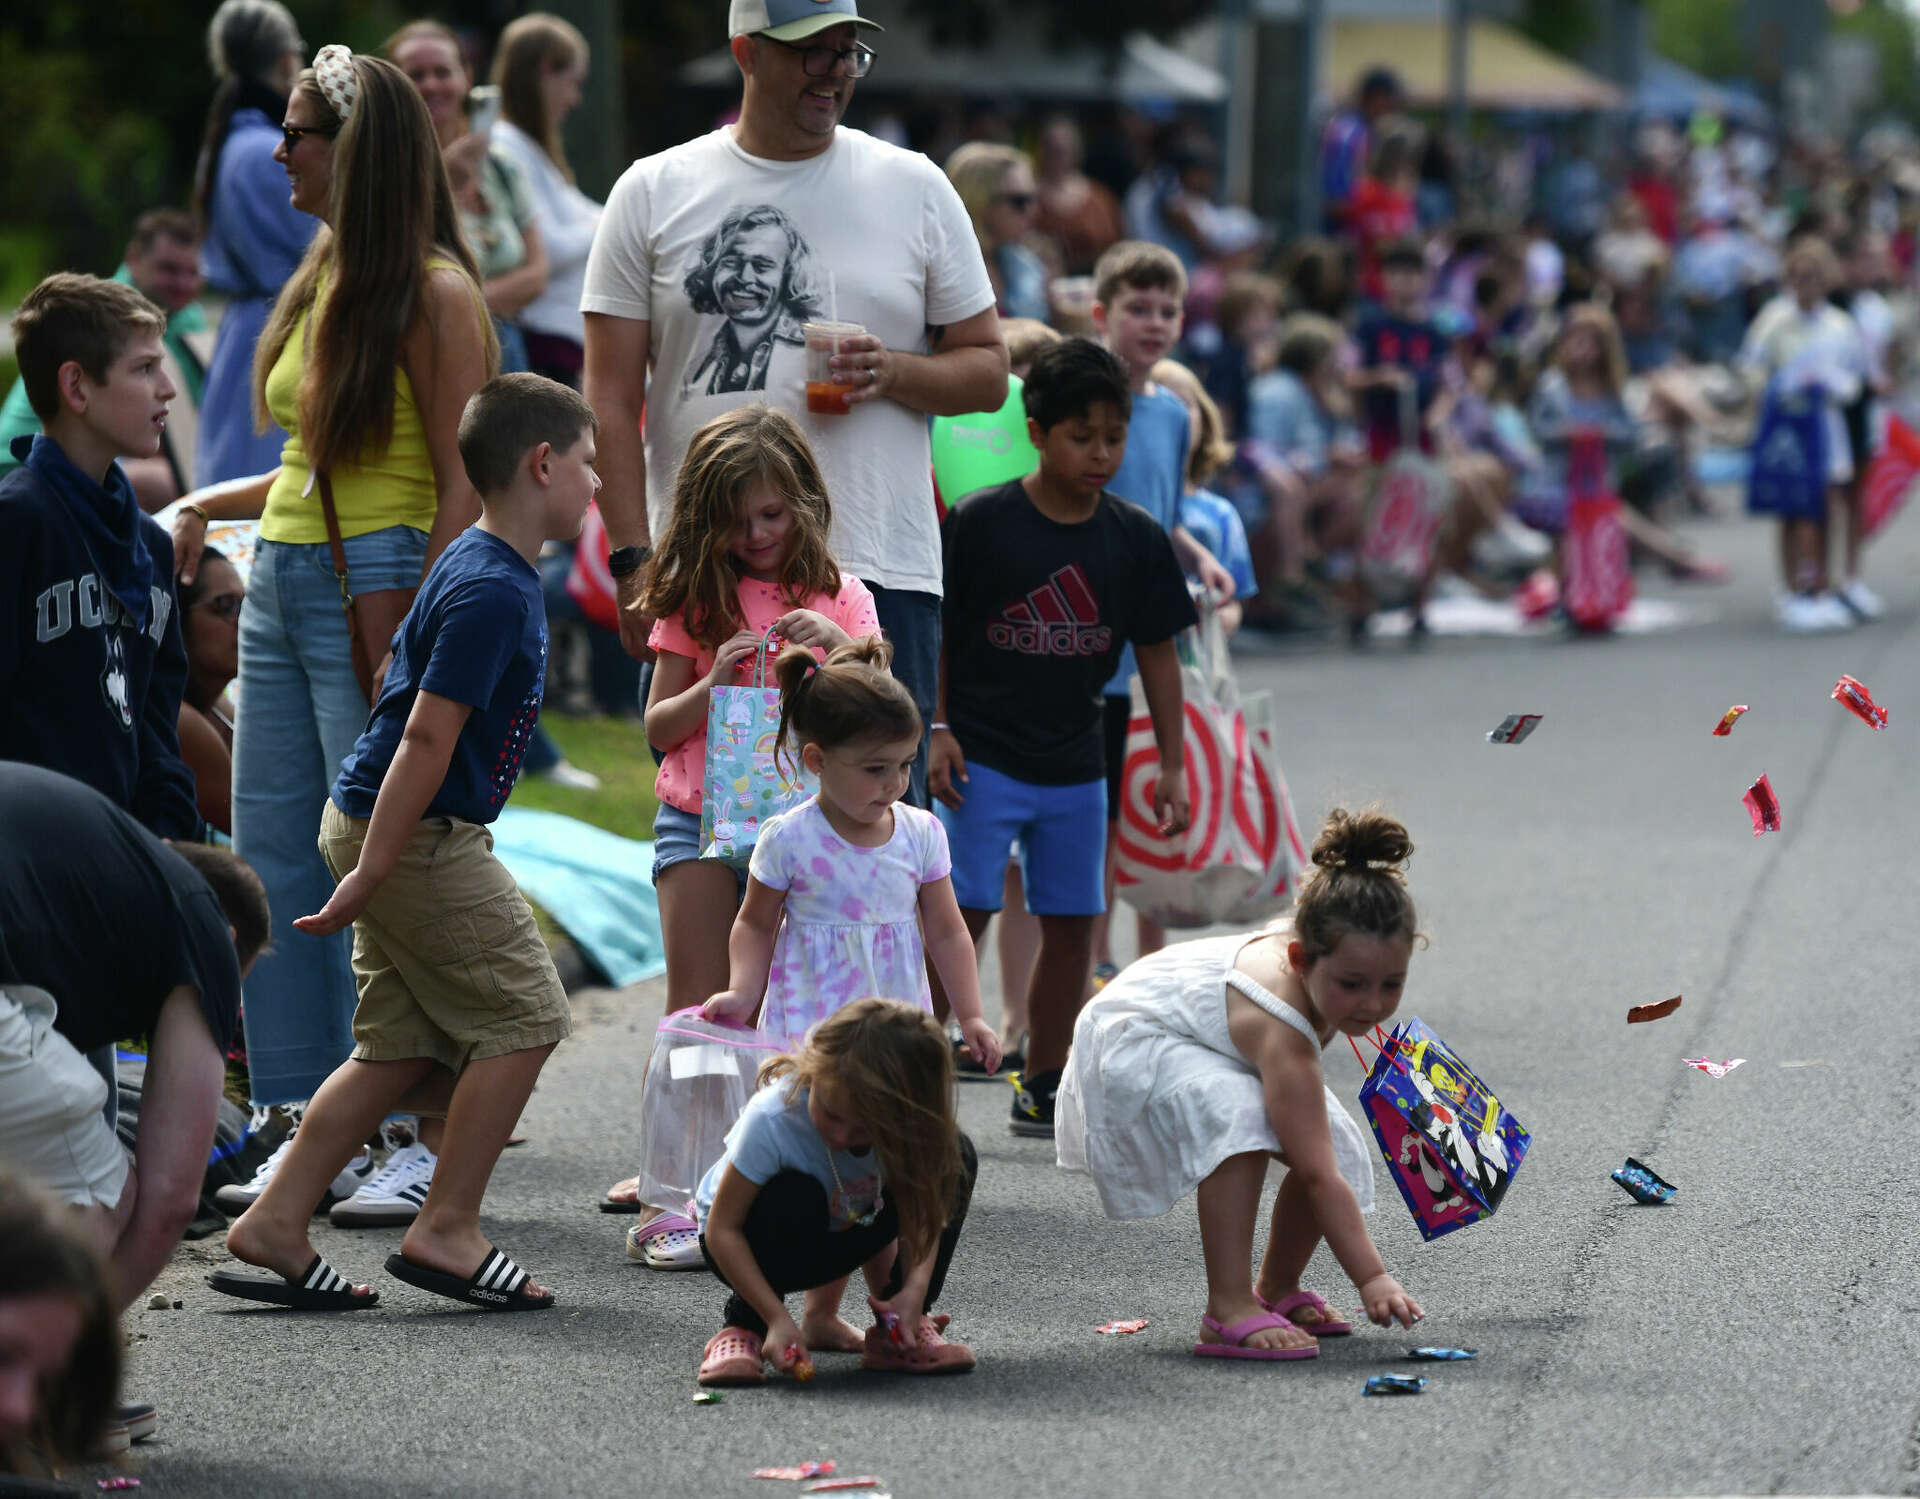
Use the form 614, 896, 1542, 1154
764, 36, 875, 79
193, 593, 245, 622
995, 192, 1036, 212
280, 123, 337, 152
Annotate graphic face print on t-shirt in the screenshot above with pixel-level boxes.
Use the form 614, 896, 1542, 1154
681, 203, 825, 395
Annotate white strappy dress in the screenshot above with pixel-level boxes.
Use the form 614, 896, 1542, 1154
1056, 932, 1375, 1221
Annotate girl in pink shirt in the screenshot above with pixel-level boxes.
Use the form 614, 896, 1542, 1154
621, 405, 880, 1264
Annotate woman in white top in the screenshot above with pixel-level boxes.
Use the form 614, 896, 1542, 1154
489, 12, 602, 387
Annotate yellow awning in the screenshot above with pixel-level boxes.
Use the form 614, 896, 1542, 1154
1328, 18, 1624, 112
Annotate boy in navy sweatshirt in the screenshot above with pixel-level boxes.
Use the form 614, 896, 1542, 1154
0, 273, 199, 839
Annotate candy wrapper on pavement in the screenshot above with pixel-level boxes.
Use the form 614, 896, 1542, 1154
1611, 1157, 1676, 1204
1357, 1018, 1529, 1241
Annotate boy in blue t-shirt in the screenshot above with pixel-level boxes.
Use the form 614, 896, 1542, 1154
208, 374, 599, 1316
1087, 242, 1234, 983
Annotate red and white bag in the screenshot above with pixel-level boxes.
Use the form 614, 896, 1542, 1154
564, 501, 622, 634
1113, 592, 1301, 928
1561, 430, 1633, 632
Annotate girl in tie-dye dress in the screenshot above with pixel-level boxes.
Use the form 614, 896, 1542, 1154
703, 638, 1000, 1072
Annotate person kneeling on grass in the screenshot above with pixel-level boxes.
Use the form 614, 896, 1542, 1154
695, 1000, 979, 1385
207, 373, 598, 1312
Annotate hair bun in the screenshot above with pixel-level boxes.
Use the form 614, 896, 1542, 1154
1310, 807, 1414, 876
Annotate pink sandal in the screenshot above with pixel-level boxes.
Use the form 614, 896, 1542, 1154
1193, 1311, 1319, 1361
1263, 1289, 1353, 1336
698, 1326, 766, 1386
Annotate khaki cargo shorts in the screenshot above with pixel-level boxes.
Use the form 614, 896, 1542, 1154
319, 802, 572, 1105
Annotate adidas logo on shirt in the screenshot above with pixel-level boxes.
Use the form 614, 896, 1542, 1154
987, 565, 1112, 657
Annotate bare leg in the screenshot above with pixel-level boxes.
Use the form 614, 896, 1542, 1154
1838, 480, 1865, 581
1195, 1151, 1314, 1352
400, 1043, 558, 1298
227, 1056, 436, 1292
1135, 909, 1166, 961
800, 1276, 865, 1352
995, 862, 1037, 1048
1025, 914, 1096, 1077
1253, 1169, 1352, 1329
1088, 825, 1118, 973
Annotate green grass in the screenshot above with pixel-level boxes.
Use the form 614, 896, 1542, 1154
506, 711, 660, 842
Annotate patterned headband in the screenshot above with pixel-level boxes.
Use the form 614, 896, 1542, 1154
313, 43, 358, 124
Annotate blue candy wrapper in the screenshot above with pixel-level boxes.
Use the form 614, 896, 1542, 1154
1611, 1156, 1676, 1204
1365, 1374, 1428, 1396
1407, 1347, 1477, 1361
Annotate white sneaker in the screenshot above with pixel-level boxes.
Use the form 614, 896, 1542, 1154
329, 1142, 437, 1227
213, 1137, 376, 1214
1837, 578, 1886, 622
1775, 592, 1857, 634
1471, 514, 1553, 578
537, 760, 602, 792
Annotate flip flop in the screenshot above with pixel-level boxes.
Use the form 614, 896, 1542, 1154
383, 1246, 554, 1311
1193, 1311, 1318, 1361
597, 1178, 642, 1213
1264, 1289, 1354, 1336
206, 1253, 377, 1310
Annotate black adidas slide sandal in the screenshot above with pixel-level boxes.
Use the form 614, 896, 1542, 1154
206, 1254, 377, 1310
384, 1247, 555, 1311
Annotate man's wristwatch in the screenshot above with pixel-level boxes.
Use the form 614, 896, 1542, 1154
608, 544, 652, 579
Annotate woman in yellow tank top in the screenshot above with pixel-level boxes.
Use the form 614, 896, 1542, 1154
168, 46, 496, 1120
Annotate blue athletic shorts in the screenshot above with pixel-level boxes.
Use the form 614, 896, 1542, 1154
938, 762, 1106, 916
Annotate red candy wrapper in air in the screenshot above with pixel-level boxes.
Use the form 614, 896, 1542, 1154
1743, 774, 1781, 836
1486, 713, 1543, 744
1627, 995, 1682, 1025
1683, 1057, 1745, 1079
1712, 705, 1749, 737
755, 1462, 836, 1481
1833, 675, 1888, 730
1096, 1318, 1150, 1335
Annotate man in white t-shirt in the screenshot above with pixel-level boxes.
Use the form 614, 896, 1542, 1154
581, 0, 1007, 805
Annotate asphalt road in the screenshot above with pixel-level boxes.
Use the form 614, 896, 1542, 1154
98, 500, 1920, 1499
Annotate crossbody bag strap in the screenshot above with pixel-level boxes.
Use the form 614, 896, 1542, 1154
315, 469, 353, 612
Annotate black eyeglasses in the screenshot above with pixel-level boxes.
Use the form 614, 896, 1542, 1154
764, 36, 874, 79
280, 123, 337, 152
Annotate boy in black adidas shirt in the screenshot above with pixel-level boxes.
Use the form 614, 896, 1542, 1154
933, 337, 1195, 1137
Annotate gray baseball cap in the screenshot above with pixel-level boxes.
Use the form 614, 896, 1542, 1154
728, 0, 883, 42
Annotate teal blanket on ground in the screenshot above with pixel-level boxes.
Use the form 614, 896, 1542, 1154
490, 808, 666, 989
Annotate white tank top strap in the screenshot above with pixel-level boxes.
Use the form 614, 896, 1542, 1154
1223, 955, 1321, 1047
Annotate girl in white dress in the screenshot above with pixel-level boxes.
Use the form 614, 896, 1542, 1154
1058, 807, 1425, 1360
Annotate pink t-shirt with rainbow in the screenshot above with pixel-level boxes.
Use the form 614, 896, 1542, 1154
647, 574, 882, 814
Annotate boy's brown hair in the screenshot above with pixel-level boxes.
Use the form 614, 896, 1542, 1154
1093, 239, 1188, 310
1000, 317, 1062, 374
129, 208, 201, 255
11, 273, 167, 423
457, 372, 599, 496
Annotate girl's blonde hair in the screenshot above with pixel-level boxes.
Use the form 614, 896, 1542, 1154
251, 53, 497, 474
491, 12, 587, 181
1151, 358, 1234, 488
760, 999, 964, 1268
1292, 807, 1420, 965
944, 142, 1031, 249
1554, 302, 1629, 397
638, 405, 841, 651
774, 636, 922, 772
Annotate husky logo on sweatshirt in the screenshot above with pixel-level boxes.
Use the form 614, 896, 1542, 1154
100, 631, 133, 732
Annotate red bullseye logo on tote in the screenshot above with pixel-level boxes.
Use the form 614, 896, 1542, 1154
1116, 701, 1222, 875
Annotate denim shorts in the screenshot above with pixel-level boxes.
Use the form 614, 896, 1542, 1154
651, 800, 746, 895
938, 762, 1106, 916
